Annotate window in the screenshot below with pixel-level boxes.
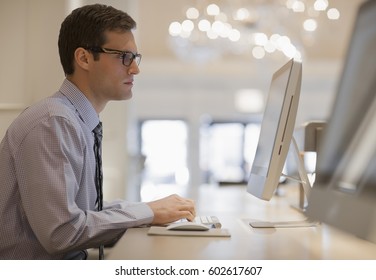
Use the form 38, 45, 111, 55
200, 121, 261, 184
139, 120, 189, 200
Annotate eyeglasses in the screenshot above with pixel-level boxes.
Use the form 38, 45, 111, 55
86, 47, 142, 67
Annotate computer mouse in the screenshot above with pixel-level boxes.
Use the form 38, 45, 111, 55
166, 222, 211, 231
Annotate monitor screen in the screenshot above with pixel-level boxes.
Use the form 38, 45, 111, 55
247, 58, 302, 201
306, 0, 376, 243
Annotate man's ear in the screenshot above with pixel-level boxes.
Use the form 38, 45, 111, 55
74, 47, 90, 71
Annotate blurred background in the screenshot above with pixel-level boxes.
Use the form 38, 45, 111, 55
0, 0, 365, 202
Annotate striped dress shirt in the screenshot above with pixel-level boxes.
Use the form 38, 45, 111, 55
0, 79, 153, 259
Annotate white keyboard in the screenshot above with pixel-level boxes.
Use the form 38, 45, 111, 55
168, 215, 222, 229
193, 215, 222, 228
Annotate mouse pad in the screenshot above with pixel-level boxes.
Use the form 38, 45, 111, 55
148, 226, 231, 237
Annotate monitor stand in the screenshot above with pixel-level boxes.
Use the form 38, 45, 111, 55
249, 137, 317, 228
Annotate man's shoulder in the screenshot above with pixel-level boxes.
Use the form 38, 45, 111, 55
22, 94, 77, 123
7, 94, 80, 138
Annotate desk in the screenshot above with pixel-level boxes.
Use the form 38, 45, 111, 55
107, 184, 376, 260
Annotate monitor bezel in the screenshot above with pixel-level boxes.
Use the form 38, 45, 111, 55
305, 0, 376, 243
306, 96, 376, 242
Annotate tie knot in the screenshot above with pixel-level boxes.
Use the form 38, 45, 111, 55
93, 122, 103, 137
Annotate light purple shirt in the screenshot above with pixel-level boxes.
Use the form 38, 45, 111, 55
0, 79, 153, 259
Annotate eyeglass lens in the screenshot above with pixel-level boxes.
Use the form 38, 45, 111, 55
123, 52, 141, 66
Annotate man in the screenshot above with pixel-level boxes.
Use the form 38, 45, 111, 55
0, 4, 195, 259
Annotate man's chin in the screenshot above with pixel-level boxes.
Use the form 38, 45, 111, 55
118, 91, 133, 101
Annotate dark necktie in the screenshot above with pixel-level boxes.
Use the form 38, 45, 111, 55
93, 122, 104, 260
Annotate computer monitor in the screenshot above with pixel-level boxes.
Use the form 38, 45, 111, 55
246, 58, 315, 228
306, 0, 376, 243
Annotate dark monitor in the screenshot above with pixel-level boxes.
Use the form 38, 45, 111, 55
306, 0, 376, 243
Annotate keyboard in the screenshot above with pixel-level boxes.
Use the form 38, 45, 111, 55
191, 215, 222, 229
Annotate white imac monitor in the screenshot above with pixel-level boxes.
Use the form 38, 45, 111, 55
248, 58, 303, 200
306, 0, 376, 243
247, 58, 314, 228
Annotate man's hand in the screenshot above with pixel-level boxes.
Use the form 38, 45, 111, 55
147, 194, 196, 225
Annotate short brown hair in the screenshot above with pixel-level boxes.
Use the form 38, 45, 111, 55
58, 4, 136, 75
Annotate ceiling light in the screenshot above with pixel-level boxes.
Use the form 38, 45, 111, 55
303, 19, 318, 32
207, 4, 220, 16
186, 7, 199, 19
327, 8, 340, 20
314, 0, 329, 11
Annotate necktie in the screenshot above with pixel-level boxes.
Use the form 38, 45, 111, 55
93, 122, 104, 260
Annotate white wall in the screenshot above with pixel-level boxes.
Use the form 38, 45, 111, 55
0, 0, 65, 134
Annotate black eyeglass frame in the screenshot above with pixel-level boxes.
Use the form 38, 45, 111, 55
85, 46, 142, 67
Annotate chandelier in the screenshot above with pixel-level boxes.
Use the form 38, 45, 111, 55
168, 0, 340, 63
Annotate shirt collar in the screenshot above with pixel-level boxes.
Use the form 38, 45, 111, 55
58, 79, 100, 131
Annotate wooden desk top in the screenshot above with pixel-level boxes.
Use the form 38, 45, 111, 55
107, 184, 376, 260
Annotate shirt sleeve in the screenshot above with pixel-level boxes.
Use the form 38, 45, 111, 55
15, 116, 153, 255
